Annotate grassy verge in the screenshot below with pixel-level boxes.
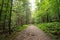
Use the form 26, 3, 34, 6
8, 25, 28, 40
16, 25, 28, 31
0, 25, 28, 40
35, 22, 60, 40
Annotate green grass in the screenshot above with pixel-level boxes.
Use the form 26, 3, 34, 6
16, 25, 28, 31
35, 22, 60, 40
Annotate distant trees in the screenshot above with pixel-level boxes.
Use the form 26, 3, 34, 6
34, 0, 60, 23
23, 0, 31, 24
13, 0, 31, 26
0, 0, 31, 34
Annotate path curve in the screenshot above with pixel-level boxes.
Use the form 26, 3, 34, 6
14, 25, 52, 40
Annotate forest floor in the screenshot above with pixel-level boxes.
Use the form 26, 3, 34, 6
13, 25, 52, 40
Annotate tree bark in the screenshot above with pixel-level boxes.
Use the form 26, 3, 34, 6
8, 0, 13, 34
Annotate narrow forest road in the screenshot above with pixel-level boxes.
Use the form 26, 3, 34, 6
14, 25, 52, 40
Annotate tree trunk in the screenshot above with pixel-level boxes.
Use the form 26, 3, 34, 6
8, 0, 13, 34
0, 0, 4, 27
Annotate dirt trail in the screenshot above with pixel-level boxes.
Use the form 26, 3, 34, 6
14, 25, 52, 40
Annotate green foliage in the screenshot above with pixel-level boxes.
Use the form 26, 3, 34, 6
0, 0, 60, 40
36, 22, 60, 35
0, 25, 28, 40
12, 0, 31, 26
16, 25, 28, 31
33, 0, 60, 23
0, 0, 31, 35
36, 22, 60, 40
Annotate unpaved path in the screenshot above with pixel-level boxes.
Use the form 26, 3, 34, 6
14, 25, 52, 40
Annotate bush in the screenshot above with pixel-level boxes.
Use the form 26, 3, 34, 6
36, 22, 60, 36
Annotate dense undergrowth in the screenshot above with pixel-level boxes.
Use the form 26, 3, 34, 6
14, 25, 28, 32
0, 25, 28, 40
36, 22, 60, 40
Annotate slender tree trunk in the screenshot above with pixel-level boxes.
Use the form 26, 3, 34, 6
0, 0, 4, 27
3, 15, 6, 33
0, 0, 4, 20
46, 12, 49, 22
3, 0, 9, 33
57, 0, 60, 20
8, 0, 13, 34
